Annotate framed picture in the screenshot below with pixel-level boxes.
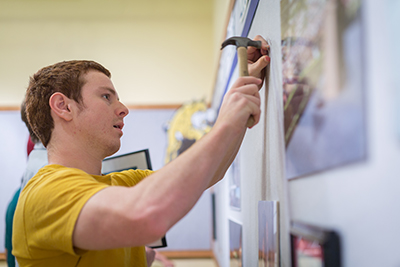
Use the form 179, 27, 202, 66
258, 201, 279, 267
102, 149, 167, 249
229, 219, 243, 267
290, 221, 341, 267
102, 149, 152, 174
211, 193, 217, 241
164, 100, 212, 164
281, 0, 367, 179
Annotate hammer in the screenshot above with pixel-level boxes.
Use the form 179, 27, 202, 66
221, 36, 263, 127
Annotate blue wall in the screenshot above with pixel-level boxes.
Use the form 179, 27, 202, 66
0, 108, 212, 252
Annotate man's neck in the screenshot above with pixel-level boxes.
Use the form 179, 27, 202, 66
47, 140, 103, 176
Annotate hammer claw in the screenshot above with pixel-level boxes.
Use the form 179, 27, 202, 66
220, 36, 262, 50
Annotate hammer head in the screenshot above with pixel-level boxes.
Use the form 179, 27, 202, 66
221, 36, 262, 50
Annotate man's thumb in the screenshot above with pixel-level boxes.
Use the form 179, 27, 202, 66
249, 55, 270, 77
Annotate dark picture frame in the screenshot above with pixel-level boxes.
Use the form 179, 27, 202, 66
102, 149, 153, 174
102, 149, 167, 249
290, 221, 341, 267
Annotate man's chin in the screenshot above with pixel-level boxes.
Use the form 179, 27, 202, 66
104, 143, 121, 158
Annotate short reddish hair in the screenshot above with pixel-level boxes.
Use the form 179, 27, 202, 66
24, 60, 111, 147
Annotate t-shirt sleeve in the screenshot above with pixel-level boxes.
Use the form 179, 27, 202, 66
109, 169, 154, 187
23, 168, 109, 257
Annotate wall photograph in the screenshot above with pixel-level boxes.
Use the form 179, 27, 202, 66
281, 0, 366, 179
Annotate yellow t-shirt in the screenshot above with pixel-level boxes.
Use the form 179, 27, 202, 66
13, 164, 153, 267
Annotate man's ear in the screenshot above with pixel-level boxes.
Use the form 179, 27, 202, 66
49, 92, 73, 121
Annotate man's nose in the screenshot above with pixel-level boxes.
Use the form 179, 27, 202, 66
117, 102, 129, 117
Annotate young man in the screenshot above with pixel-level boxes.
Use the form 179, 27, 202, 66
13, 36, 270, 267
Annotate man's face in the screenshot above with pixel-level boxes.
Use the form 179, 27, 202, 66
74, 70, 129, 158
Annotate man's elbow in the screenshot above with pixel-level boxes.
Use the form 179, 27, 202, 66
126, 206, 169, 245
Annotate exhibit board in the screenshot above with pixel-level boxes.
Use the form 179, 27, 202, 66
214, 0, 359, 264
211, 0, 291, 266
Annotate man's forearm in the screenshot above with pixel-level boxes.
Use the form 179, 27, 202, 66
128, 121, 246, 234
207, 129, 246, 188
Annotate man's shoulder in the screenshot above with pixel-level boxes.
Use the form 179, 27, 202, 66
120, 169, 154, 179
31, 164, 88, 180
108, 169, 154, 186
23, 165, 98, 193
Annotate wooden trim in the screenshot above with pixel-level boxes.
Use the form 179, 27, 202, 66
0, 103, 215, 111
0, 104, 183, 111
222, 0, 236, 48
158, 250, 213, 259
125, 104, 182, 110
0, 106, 20, 111
210, 0, 237, 105
0, 250, 215, 261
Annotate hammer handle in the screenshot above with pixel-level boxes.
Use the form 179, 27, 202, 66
237, 46, 249, 77
237, 46, 255, 127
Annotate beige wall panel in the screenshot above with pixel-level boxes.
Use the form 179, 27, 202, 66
0, 0, 214, 106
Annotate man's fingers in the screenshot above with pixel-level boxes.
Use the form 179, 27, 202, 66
248, 35, 270, 56
253, 35, 270, 55
231, 76, 262, 88
217, 75, 263, 129
229, 84, 261, 101
226, 83, 261, 112
249, 55, 270, 78
229, 91, 261, 122
243, 95, 261, 127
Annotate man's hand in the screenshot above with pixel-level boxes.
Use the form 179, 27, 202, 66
216, 76, 262, 131
145, 247, 156, 267
247, 35, 270, 88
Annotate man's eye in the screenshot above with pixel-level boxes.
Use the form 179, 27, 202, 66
103, 94, 110, 100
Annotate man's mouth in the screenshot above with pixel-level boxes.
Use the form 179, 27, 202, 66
113, 122, 124, 130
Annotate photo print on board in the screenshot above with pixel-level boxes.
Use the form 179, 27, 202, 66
258, 201, 279, 267
229, 220, 243, 267
281, 0, 366, 179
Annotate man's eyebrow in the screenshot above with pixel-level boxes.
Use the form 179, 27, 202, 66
100, 86, 119, 100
